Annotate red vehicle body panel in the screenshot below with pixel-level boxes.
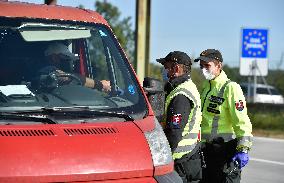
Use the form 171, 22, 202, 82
0, 1, 109, 27
0, 120, 154, 182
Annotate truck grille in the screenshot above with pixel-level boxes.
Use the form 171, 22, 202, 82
0, 129, 55, 136
64, 127, 118, 136
0, 127, 118, 137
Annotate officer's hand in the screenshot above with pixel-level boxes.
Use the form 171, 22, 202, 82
232, 152, 249, 169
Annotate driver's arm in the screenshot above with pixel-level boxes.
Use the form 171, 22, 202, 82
55, 69, 111, 92
79, 76, 111, 92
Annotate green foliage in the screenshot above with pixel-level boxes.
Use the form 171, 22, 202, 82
191, 68, 204, 92
248, 104, 284, 131
94, 1, 134, 63
222, 65, 247, 84
148, 63, 162, 80
266, 70, 284, 96
249, 112, 284, 131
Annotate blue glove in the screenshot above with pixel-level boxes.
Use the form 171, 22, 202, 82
232, 152, 249, 169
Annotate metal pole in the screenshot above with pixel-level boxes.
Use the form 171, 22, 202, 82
253, 60, 257, 103
248, 76, 251, 103
135, 0, 151, 82
145, 0, 151, 77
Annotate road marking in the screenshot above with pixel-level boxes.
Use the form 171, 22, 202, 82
254, 137, 284, 143
251, 158, 284, 166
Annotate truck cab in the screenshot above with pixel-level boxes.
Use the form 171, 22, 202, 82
0, 1, 178, 182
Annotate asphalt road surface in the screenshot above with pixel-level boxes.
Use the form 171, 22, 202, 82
241, 137, 284, 183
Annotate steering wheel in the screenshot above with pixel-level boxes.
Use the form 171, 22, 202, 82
39, 71, 83, 90
54, 72, 83, 86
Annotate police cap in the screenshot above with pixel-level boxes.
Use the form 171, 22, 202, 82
194, 49, 223, 62
156, 51, 192, 66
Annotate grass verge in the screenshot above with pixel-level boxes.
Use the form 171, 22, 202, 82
253, 129, 284, 139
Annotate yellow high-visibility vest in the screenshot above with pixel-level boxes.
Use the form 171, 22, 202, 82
164, 79, 202, 160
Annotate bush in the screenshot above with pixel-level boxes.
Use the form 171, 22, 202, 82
247, 104, 284, 131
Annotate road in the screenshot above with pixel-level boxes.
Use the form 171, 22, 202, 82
241, 137, 284, 183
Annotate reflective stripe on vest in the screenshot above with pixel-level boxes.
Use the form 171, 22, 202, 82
202, 133, 234, 142
202, 133, 253, 147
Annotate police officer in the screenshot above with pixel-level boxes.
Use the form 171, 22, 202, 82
194, 49, 253, 183
157, 51, 202, 183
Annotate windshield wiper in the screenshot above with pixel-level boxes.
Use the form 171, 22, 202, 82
41, 107, 134, 122
0, 113, 57, 124
2, 106, 134, 122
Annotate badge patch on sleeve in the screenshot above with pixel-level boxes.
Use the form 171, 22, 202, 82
235, 100, 244, 111
171, 114, 182, 128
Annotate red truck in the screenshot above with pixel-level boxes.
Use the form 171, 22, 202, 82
0, 1, 181, 182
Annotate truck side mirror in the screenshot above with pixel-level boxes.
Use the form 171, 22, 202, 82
143, 77, 165, 122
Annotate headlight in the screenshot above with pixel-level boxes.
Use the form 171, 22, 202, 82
144, 118, 172, 166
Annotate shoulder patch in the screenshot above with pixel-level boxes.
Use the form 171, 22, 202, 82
235, 100, 244, 111
171, 114, 182, 128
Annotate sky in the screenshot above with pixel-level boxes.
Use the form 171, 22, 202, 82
13, 0, 284, 70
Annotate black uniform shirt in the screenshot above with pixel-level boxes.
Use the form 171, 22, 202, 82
164, 74, 193, 152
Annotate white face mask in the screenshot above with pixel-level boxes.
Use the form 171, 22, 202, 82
202, 68, 215, 80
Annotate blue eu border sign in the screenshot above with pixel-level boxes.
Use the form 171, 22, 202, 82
240, 28, 268, 76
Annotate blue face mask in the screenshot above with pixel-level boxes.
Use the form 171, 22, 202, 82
162, 68, 169, 82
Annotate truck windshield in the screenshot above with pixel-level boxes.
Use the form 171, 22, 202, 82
0, 20, 147, 120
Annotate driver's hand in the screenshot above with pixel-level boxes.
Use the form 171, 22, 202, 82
55, 70, 70, 84
101, 80, 111, 92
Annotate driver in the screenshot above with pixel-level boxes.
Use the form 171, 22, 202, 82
38, 42, 111, 92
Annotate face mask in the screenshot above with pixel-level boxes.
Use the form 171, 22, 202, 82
202, 68, 215, 80
162, 68, 169, 82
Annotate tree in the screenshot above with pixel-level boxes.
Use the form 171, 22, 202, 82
267, 70, 284, 96
94, 1, 135, 63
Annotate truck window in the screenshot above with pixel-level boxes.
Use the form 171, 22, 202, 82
256, 87, 270, 94
0, 21, 147, 121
